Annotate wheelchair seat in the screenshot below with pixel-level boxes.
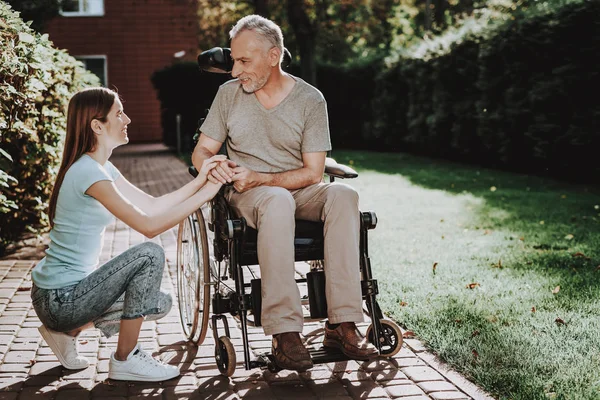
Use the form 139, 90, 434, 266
238, 220, 324, 266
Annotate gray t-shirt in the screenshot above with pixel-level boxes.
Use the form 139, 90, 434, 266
200, 76, 331, 173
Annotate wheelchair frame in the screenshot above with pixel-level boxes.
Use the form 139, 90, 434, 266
175, 47, 403, 376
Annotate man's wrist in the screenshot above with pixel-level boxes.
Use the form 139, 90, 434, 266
256, 172, 270, 186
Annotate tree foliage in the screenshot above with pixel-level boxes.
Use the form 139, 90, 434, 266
0, 2, 99, 254
3, 0, 60, 32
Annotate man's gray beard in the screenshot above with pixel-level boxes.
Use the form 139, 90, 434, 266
241, 71, 270, 93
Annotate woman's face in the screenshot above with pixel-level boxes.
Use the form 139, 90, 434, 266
100, 98, 131, 147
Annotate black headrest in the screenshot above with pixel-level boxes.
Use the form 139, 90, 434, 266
197, 47, 292, 73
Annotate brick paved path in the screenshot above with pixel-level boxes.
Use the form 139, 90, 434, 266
0, 144, 495, 399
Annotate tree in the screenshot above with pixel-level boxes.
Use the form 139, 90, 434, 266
287, 0, 318, 84
4, 0, 60, 32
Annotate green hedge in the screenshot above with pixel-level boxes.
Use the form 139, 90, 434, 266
0, 3, 99, 254
371, 0, 599, 181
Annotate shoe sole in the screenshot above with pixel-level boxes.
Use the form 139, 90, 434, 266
38, 326, 88, 370
108, 370, 180, 382
322, 338, 378, 361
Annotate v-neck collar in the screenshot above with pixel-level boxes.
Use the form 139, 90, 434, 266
252, 76, 298, 113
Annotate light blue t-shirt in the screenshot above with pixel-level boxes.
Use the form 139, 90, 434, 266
32, 154, 121, 289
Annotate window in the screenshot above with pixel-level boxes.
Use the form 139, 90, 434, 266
76, 56, 107, 87
60, 0, 104, 17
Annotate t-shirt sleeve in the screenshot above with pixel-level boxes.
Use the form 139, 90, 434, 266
74, 158, 115, 196
200, 85, 229, 143
104, 161, 122, 181
302, 98, 332, 153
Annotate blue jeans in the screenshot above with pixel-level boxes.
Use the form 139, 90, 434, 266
31, 242, 172, 338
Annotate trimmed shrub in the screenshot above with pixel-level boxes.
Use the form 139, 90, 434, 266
371, 0, 600, 181
0, 3, 100, 254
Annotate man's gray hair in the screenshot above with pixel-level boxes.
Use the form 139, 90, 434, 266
230, 15, 284, 61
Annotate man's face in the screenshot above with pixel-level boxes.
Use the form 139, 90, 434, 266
230, 30, 273, 93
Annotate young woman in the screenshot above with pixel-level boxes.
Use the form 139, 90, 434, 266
31, 87, 225, 382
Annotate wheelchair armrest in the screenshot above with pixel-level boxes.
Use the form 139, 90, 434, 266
191, 160, 357, 180
324, 157, 358, 179
188, 166, 199, 178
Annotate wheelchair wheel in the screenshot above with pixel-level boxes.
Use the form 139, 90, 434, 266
176, 209, 211, 345
366, 320, 403, 357
215, 336, 236, 377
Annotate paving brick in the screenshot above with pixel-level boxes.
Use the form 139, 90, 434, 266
3, 351, 35, 364
401, 366, 445, 383
430, 392, 471, 400
385, 383, 425, 398
418, 380, 460, 393
343, 379, 389, 399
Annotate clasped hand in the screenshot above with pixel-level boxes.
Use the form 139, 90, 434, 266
206, 158, 261, 193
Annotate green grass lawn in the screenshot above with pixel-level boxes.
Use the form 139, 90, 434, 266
331, 150, 600, 400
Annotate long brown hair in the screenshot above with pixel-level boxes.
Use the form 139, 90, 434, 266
48, 87, 117, 225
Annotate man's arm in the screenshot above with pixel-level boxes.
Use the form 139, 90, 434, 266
231, 151, 326, 192
192, 134, 236, 184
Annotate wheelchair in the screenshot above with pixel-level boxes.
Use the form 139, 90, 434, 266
175, 47, 403, 377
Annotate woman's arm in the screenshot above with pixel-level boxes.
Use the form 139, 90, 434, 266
114, 154, 227, 215
87, 180, 222, 238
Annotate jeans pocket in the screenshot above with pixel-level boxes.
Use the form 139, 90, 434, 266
48, 285, 76, 330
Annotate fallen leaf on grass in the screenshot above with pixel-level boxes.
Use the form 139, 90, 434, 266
572, 252, 591, 260
552, 286, 560, 294
399, 301, 408, 307
492, 259, 502, 269
432, 262, 438, 274
466, 282, 480, 289
555, 317, 566, 326
471, 330, 480, 337
564, 234, 574, 240
472, 350, 479, 358
531, 306, 536, 313
402, 331, 415, 338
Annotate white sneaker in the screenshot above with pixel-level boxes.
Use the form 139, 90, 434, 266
38, 325, 89, 370
108, 343, 180, 382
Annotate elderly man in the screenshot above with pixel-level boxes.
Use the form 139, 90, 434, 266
192, 14, 377, 371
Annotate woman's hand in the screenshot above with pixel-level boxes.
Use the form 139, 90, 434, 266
200, 155, 228, 180
202, 181, 223, 200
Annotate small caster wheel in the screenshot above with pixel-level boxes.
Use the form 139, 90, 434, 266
366, 319, 403, 357
215, 336, 236, 376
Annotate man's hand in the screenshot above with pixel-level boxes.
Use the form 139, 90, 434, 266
208, 160, 237, 184
231, 166, 264, 193
199, 155, 227, 181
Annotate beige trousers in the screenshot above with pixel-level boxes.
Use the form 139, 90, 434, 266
226, 182, 364, 335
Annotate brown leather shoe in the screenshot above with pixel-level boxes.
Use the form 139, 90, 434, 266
323, 322, 379, 361
272, 332, 313, 372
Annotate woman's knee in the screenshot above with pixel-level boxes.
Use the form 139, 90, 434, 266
134, 242, 165, 268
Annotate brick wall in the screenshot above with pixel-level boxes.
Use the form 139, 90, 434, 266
44, 0, 198, 143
